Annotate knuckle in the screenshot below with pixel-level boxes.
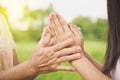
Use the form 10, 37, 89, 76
56, 59, 60, 63
54, 44, 59, 49
60, 49, 65, 54
74, 53, 81, 58
62, 48, 70, 55
57, 50, 63, 57
61, 56, 68, 62
50, 46, 55, 51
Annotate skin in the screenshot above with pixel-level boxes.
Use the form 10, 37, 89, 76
13, 50, 37, 80
13, 49, 19, 65
0, 27, 82, 80
48, 13, 111, 80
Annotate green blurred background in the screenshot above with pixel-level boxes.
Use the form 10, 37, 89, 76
0, 0, 107, 80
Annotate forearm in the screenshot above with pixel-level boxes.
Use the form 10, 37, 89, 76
25, 74, 37, 80
83, 50, 103, 71
13, 49, 19, 65
13, 50, 37, 80
0, 61, 37, 80
71, 55, 111, 80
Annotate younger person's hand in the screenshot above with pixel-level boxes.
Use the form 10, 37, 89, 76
48, 13, 84, 52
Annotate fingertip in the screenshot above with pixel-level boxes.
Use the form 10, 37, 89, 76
49, 25, 52, 30
67, 38, 74, 43
54, 13, 58, 18
68, 22, 72, 25
71, 67, 76, 71
51, 13, 55, 19
76, 53, 81, 58
55, 12, 60, 18
49, 12, 54, 21
42, 27, 48, 37
47, 33, 51, 37
47, 26, 51, 32
48, 38, 55, 46
67, 67, 76, 72
75, 46, 82, 52
50, 12, 53, 17
68, 23, 73, 29
77, 27, 81, 30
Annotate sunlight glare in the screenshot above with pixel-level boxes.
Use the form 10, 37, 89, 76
8, 7, 24, 21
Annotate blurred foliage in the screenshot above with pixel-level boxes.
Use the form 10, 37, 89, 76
11, 4, 54, 42
0, 2, 107, 80
0, 4, 54, 42
16, 41, 106, 80
0, 4, 107, 42
0, 5, 8, 18
72, 16, 107, 41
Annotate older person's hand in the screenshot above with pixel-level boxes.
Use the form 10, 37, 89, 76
28, 27, 82, 75
48, 13, 84, 52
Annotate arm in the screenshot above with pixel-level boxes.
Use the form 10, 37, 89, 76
13, 49, 19, 65
71, 55, 111, 80
0, 27, 82, 80
48, 13, 111, 80
83, 50, 103, 71
68, 24, 110, 79
68, 24, 111, 79
0, 61, 37, 80
13, 50, 37, 80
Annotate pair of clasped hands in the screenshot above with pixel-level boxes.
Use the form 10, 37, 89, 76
29, 13, 84, 75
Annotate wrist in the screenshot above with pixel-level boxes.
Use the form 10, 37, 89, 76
82, 49, 88, 56
25, 60, 38, 76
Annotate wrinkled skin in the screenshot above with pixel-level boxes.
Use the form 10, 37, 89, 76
48, 13, 84, 53
29, 27, 82, 74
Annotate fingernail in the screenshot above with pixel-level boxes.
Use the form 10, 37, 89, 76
56, 13, 60, 18
76, 53, 81, 57
46, 33, 50, 37
68, 38, 74, 43
54, 13, 58, 18
49, 25, 51, 29
43, 33, 50, 40
76, 46, 81, 52
71, 68, 76, 71
70, 25, 76, 28
52, 13, 54, 17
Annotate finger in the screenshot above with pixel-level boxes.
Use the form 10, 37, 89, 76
48, 57, 57, 65
39, 33, 51, 47
56, 46, 81, 57
49, 13, 56, 35
56, 53, 81, 63
50, 24, 58, 38
69, 23, 81, 30
40, 27, 48, 41
69, 23, 83, 39
51, 38, 74, 51
47, 24, 55, 37
49, 13, 59, 36
47, 38, 56, 46
56, 13, 72, 33
56, 66, 76, 71
54, 13, 64, 34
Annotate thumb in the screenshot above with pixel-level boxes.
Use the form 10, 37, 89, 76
39, 33, 51, 47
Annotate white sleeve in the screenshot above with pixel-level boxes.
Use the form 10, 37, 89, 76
0, 14, 16, 49
112, 58, 120, 80
0, 14, 14, 70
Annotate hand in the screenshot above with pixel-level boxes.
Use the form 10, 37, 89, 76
48, 13, 84, 51
28, 27, 82, 75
